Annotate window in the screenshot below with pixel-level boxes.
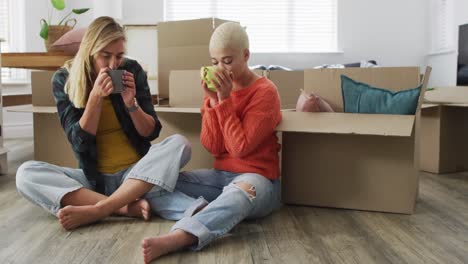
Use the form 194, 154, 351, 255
164, 0, 338, 53
0, 0, 27, 83
430, 0, 454, 54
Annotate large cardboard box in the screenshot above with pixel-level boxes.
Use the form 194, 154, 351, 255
157, 18, 233, 101
419, 87, 468, 173
9, 71, 77, 168
32, 71, 77, 168
277, 67, 429, 214
419, 103, 468, 173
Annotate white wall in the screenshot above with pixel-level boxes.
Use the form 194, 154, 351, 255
19, 0, 432, 71
252, 0, 429, 69
118, 0, 430, 69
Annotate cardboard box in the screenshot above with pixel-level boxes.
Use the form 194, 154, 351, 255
9, 71, 77, 168
152, 108, 214, 171
277, 67, 429, 214
419, 103, 468, 173
159, 67, 429, 214
424, 86, 468, 104
158, 18, 233, 100
267, 70, 304, 109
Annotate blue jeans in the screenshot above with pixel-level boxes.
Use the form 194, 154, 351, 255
15, 134, 192, 215
147, 169, 281, 250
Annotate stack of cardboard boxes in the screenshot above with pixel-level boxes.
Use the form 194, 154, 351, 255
162, 65, 429, 214
12, 18, 436, 214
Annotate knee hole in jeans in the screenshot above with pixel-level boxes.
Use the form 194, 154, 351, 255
234, 182, 256, 201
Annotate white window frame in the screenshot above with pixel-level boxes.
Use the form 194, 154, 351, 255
430, 0, 455, 55
1, 0, 28, 84
163, 0, 339, 54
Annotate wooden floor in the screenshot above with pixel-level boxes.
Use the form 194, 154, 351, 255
0, 138, 467, 264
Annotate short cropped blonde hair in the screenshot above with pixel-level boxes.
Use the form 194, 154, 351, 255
209, 22, 249, 52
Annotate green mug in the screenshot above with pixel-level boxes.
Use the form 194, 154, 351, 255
200, 66, 218, 92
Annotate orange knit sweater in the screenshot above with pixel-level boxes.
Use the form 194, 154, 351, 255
200, 77, 282, 180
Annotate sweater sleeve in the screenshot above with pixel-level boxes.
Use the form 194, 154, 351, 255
214, 86, 281, 158
200, 97, 227, 156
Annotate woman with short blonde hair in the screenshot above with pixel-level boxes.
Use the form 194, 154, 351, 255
142, 22, 282, 262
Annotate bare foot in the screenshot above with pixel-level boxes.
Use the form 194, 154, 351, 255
141, 236, 172, 263
116, 199, 151, 221
141, 230, 197, 263
57, 205, 108, 230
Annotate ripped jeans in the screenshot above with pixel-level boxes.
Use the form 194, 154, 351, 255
147, 169, 281, 250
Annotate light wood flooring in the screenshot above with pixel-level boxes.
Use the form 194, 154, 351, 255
0, 138, 467, 263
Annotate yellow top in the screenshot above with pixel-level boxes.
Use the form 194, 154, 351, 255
96, 97, 141, 174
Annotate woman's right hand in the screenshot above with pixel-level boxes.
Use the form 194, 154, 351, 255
90, 67, 113, 98
202, 80, 218, 107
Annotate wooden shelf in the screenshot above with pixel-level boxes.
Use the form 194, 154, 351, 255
2, 52, 73, 71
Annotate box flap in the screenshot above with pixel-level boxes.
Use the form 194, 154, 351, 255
7, 105, 57, 114
424, 86, 468, 104
155, 106, 201, 113
277, 111, 415, 137
304, 67, 421, 112
421, 103, 439, 109
154, 106, 293, 114
421, 103, 468, 109
267, 70, 303, 109
445, 103, 468, 107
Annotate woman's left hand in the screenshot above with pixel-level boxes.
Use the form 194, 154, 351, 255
212, 68, 234, 102
121, 71, 136, 107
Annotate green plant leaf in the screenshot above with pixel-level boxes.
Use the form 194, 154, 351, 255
51, 0, 65, 11
72, 8, 90, 14
40, 20, 49, 40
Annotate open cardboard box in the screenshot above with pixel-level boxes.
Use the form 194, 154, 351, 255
419, 86, 468, 173
9, 71, 78, 168
276, 67, 430, 214
419, 102, 468, 174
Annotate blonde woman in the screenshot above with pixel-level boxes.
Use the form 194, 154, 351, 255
141, 22, 282, 262
16, 16, 191, 230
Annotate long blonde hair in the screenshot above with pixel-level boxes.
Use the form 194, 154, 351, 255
64, 16, 126, 108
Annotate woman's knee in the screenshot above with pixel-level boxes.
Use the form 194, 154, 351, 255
16, 160, 43, 192
170, 134, 191, 151
168, 134, 192, 165
152, 134, 191, 153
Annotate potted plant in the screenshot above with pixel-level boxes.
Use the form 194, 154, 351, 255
40, 0, 90, 52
